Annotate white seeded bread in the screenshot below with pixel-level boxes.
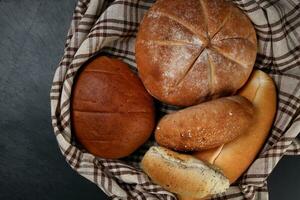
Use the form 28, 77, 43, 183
141, 146, 229, 199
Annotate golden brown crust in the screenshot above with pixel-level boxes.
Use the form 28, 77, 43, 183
141, 146, 229, 198
136, 0, 257, 106
155, 96, 254, 151
71, 56, 155, 159
194, 70, 277, 183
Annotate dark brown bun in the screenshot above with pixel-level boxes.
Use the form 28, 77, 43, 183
194, 70, 277, 183
141, 146, 229, 199
71, 56, 155, 159
155, 96, 254, 151
136, 0, 257, 106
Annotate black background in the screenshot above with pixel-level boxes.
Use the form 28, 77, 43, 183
0, 1, 299, 200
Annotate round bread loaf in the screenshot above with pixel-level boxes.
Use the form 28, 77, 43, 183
71, 56, 155, 159
136, 0, 257, 106
155, 96, 254, 151
141, 146, 229, 199
194, 70, 277, 183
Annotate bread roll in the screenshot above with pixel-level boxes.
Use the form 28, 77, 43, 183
141, 146, 229, 199
194, 70, 277, 183
136, 0, 257, 106
71, 56, 155, 159
155, 96, 254, 151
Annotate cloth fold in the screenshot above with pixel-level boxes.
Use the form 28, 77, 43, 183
50, 0, 300, 199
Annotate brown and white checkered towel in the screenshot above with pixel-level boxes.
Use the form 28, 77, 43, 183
50, 0, 300, 199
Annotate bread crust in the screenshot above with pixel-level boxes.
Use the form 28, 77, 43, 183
71, 56, 155, 158
141, 146, 229, 198
194, 70, 277, 183
136, 0, 257, 106
155, 96, 254, 151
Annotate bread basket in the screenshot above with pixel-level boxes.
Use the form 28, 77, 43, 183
50, 0, 300, 199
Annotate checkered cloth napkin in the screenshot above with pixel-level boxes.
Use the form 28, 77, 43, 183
50, 0, 300, 199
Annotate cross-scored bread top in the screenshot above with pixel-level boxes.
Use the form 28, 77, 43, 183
136, 0, 257, 106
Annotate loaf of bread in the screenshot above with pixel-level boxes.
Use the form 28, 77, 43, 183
155, 96, 254, 151
194, 70, 277, 183
141, 146, 229, 199
71, 56, 155, 159
136, 0, 257, 106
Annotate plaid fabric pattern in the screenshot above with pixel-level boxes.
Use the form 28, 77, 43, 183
50, 0, 300, 199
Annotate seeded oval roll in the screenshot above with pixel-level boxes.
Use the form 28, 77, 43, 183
155, 96, 254, 151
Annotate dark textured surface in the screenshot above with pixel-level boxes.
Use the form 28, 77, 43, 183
0, 1, 106, 200
0, 0, 299, 200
